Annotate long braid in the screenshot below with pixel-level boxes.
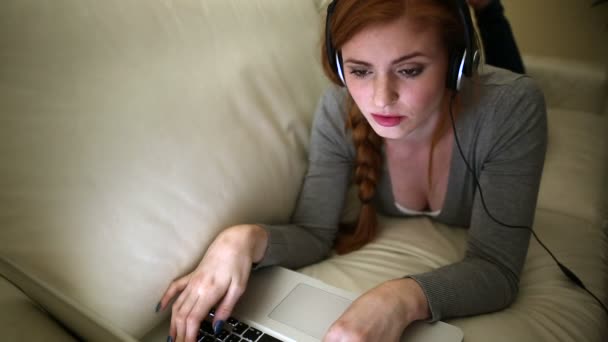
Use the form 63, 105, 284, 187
334, 98, 384, 254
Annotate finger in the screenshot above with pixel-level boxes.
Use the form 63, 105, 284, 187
212, 279, 247, 332
168, 282, 192, 341
170, 280, 191, 317
159, 274, 191, 312
173, 291, 200, 342
184, 295, 208, 342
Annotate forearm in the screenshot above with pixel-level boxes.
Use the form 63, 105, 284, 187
408, 254, 521, 321
255, 222, 336, 269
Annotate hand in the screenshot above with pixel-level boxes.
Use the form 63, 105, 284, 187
467, 0, 492, 11
323, 278, 429, 342
157, 224, 268, 342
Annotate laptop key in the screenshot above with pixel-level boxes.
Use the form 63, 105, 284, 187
257, 334, 284, 342
201, 320, 215, 335
225, 335, 241, 342
217, 329, 230, 340
227, 317, 239, 326
199, 334, 216, 342
242, 327, 263, 341
232, 322, 249, 335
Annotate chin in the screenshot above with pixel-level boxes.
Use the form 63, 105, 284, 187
370, 125, 408, 140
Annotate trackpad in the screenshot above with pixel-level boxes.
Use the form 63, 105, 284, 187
268, 283, 352, 339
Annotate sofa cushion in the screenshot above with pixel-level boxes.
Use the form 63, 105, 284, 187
0, 0, 326, 338
0, 276, 79, 342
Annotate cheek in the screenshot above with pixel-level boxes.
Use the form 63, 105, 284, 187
406, 85, 442, 111
403, 75, 446, 112
346, 84, 370, 112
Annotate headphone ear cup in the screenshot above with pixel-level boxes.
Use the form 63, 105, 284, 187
335, 51, 346, 85
447, 49, 466, 91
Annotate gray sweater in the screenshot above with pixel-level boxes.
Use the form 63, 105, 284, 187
258, 65, 548, 322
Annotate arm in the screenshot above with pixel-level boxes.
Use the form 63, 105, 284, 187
256, 86, 354, 269
409, 76, 548, 321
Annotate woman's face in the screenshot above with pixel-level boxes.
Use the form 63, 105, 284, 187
341, 16, 449, 141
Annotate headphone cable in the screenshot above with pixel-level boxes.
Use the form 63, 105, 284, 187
448, 92, 608, 316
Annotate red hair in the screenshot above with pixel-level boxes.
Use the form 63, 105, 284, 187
321, 0, 468, 254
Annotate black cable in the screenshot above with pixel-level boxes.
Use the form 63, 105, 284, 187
448, 92, 608, 316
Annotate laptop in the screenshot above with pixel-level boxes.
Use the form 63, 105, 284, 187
2, 255, 463, 341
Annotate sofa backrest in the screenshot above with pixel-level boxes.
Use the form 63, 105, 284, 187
525, 55, 608, 228
523, 55, 608, 116
0, 0, 326, 339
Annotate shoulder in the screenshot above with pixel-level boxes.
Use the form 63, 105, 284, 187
311, 85, 350, 141
309, 85, 355, 161
475, 65, 546, 113
461, 66, 548, 163
468, 65, 547, 130
313, 85, 349, 129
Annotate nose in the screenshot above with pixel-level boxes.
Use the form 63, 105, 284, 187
373, 75, 398, 108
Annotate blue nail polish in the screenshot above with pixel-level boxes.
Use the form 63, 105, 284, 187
155, 302, 161, 313
213, 320, 225, 335
166, 336, 173, 342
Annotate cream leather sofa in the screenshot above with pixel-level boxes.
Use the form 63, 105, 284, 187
1, 1, 607, 341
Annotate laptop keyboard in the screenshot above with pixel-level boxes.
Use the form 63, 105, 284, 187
197, 310, 284, 342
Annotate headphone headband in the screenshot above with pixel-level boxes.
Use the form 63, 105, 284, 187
325, 0, 339, 78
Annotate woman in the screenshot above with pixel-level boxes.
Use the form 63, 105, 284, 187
158, 1, 547, 341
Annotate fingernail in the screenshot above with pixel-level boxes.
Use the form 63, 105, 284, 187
213, 320, 225, 335
155, 302, 161, 313
166, 336, 173, 342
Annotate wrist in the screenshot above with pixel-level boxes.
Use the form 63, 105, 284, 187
218, 224, 269, 264
385, 278, 430, 324
247, 224, 269, 264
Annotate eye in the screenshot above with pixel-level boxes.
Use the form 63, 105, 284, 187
349, 68, 371, 79
398, 67, 423, 78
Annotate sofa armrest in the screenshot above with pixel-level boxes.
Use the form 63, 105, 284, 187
0, 276, 78, 342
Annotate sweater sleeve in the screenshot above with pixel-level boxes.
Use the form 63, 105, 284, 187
255, 86, 354, 269
408, 76, 548, 321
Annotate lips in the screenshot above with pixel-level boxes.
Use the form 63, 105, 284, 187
371, 114, 405, 127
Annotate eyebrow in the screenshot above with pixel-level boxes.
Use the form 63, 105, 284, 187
343, 52, 425, 66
